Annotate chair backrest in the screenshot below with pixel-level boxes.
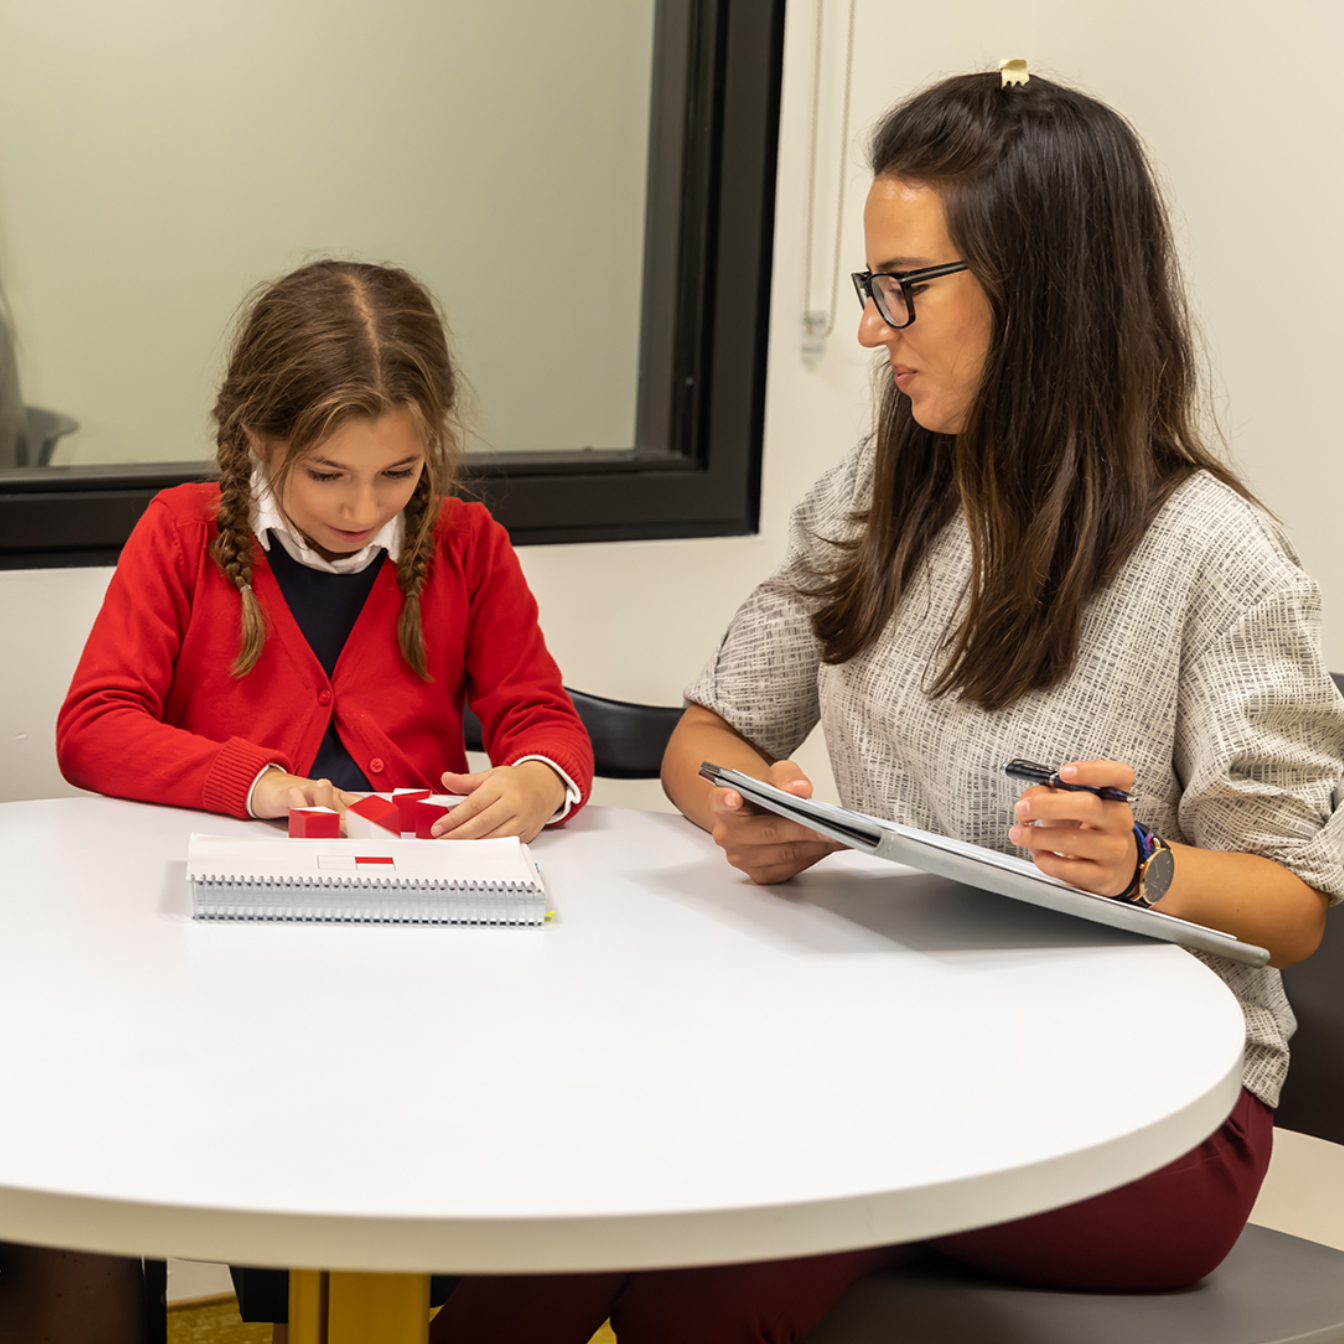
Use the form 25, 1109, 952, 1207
1277, 898, 1344, 1144
462, 688, 683, 781
23, 405, 79, 467
1274, 669, 1344, 1144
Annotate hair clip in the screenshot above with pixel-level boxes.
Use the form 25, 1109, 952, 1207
998, 58, 1029, 88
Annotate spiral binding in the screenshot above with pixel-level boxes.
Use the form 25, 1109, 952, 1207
192, 873, 540, 892
189, 873, 545, 924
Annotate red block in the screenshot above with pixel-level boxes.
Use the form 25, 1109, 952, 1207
392, 789, 431, 833
288, 806, 341, 839
345, 794, 402, 839
410, 799, 454, 839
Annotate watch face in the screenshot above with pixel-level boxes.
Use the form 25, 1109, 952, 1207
1142, 845, 1176, 905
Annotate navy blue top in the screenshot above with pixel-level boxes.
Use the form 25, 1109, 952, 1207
265, 533, 382, 791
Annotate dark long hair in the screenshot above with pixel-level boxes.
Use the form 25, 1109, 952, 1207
211, 260, 462, 678
808, 73, 1253, 709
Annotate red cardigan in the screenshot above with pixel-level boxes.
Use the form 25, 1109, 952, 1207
57, 484, 593, 819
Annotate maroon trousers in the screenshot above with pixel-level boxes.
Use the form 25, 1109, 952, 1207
429, 1088, 1272, 1344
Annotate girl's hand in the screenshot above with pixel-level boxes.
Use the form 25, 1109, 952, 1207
709, 760, 844, 885
1009, 759, 1137, 897
433, 762, 567, 842
251, 769, 361, 821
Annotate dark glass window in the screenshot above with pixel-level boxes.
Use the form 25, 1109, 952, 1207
0, 0, 783, 567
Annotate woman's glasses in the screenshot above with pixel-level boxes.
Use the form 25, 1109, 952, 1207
851, 262, 969, 329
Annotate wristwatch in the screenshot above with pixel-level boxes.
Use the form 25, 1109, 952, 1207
1118, 823, 1174, 908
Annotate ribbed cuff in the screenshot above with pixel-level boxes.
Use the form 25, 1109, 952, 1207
203, 737, 292, 818
502, 746, 592, 824
512, 754, 582, 824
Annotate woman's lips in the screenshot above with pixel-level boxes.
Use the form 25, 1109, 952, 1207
891, 365, 916, 390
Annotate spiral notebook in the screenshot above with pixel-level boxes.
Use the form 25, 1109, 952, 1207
700, 764, 1270, 967
187, 834, 546, 925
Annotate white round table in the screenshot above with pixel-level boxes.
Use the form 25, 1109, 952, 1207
0, 796, 1245, 1276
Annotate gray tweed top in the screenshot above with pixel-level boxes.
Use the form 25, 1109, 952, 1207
687, 439, 1344, 1107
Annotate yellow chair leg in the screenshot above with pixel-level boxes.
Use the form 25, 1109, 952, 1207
327, 1271, 431, 1344
288, 1269, 329, 1344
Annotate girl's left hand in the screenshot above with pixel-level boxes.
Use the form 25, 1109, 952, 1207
432, 762, 567, 842
1009, 759, 1137, 897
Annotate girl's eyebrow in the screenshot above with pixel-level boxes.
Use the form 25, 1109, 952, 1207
306, 454, 423, 470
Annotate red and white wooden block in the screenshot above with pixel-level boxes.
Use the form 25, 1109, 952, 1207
343, 794, 403, 840
288, 806, 341, 839
391, 789, 431, 834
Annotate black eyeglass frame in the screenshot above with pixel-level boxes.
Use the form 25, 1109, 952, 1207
851, 261, 969, 329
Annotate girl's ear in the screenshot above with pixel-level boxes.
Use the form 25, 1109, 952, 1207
243, 426, 272, 465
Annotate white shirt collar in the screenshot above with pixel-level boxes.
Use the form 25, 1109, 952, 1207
251, 463, 403, 576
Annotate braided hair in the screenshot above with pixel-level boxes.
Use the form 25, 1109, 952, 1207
210, 261, 461, 677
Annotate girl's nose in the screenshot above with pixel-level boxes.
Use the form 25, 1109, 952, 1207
341, 486, 382, 527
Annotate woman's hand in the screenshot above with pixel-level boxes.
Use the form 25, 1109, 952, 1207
251, 769, 362, 821
1009, 757, 1329, 966
709, 760, 845, 885
1008, 759, 1137, 897
433, 761, 567, 842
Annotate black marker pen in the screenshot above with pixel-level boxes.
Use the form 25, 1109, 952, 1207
1003, 759, 1134, 804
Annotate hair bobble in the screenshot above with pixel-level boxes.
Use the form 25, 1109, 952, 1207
998, 58, 1029, 88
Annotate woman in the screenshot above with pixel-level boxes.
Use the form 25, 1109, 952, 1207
433, 70, 1344, 1343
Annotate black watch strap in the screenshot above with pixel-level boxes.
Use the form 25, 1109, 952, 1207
1118, 824, 1175, 908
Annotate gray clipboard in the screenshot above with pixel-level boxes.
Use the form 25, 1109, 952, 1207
701, 763, 1270, 968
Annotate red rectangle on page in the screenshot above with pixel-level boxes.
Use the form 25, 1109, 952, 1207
354, 855, 396, 866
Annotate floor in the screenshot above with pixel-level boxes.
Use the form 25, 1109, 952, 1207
168, 1298, 269, 1343
167, 1295, 618, 1342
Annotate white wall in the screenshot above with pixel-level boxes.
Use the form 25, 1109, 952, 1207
1, 567, 110, 803
1033, 0, 1344, 664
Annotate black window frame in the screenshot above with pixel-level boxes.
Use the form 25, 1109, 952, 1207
0, 0, 784, 568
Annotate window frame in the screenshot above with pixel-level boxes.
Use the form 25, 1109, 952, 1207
0, 0, 784, 568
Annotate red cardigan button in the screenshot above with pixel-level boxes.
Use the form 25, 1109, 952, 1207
369, 757, 385, 774
318, 689, 332, 705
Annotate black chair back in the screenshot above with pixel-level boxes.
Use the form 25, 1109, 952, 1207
1277, 904, 1344, 1145
1273, 668, 1344, 1143
462, 688, 683, 781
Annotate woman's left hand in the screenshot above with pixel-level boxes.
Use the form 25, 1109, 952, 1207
1009, 759, 1137, 897
432, 761, 567, 842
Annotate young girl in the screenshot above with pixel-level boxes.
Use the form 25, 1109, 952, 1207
58, 259, 592, 838
430, 71, 1344, 1343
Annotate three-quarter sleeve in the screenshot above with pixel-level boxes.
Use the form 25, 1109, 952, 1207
1175, 577, 1344, 901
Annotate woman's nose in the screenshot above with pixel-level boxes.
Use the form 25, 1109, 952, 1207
857, 297, 898, 349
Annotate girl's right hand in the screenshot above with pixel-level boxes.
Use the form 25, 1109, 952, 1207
709, 760, 844, 885
251, 769, 361, 821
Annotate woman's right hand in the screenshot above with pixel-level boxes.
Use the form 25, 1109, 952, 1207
709, 760, 844, 884
250, 769, 361, 821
